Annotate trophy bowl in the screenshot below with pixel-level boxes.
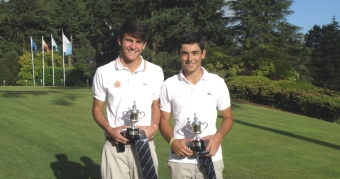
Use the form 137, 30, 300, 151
186, 113, 208, 151
122, 101, 145, 140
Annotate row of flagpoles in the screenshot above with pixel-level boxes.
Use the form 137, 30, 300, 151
30, 33, 72, 87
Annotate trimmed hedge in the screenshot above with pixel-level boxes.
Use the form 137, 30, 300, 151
227, 76, 340, 122
17, 67, 90, 87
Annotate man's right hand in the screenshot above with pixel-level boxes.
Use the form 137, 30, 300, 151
171, 138, 193, 157
107, 125, 129, 144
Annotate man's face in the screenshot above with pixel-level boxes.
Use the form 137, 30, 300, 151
118, 33, 146, 62
178, 43, 206, 75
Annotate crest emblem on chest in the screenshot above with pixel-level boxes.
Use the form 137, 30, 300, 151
114, 81, 121, 88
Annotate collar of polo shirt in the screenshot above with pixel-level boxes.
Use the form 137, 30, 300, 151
179, 67, 208, 83
115, 55, 146, 72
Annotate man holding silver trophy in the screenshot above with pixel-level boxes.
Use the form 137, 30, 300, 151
92, 19, 164, 179
159, 32, 234, 179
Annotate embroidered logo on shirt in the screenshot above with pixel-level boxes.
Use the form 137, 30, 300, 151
207, 93, 211, 95
143, 83, 147, 85
114, 81, 121, 88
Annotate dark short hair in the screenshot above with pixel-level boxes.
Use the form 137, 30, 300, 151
177, 32, 206, 54
119, 19, 149, 43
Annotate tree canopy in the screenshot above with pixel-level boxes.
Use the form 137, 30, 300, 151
0, 0, 339, 91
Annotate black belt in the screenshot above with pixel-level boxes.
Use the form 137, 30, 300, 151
105, 136, 132, 145
105, 136, 154, 144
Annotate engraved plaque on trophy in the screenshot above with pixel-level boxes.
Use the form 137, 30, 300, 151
122, 101, 145, 140
186, 113, 208, 151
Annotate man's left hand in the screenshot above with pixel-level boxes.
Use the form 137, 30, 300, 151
137, 125, 157, 140
200, 133, 223, 157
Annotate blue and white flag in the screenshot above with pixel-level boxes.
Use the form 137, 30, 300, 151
62, 34, 72, 56
31, 38, 38, 53
51, 36, 59, 52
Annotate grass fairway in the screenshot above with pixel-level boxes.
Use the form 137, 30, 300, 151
0, 87, 339, 179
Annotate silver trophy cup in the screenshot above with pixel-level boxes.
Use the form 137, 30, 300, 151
186, 113, 208, 151
122, 101, 145, 140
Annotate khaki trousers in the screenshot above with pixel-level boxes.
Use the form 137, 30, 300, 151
101, 140, 158, 179
167, 160, 224, 179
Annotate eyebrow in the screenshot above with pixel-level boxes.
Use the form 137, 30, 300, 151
180, 50, 200, 53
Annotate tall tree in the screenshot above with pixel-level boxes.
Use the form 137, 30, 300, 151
50, 0, 95, 78
144, 0, 229, 60
0, 0, 53, 56
227, 0, 297, 51
0, 51, 20, 85
305, 17, 340, 90
85, 0, 114, 69
226, 0, 311, 81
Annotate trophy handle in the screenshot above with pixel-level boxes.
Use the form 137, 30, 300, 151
117, 117, 124, 126
122, 111, 128, 116
186, 123, 193, 133
202, 122, 208, 131
139, 111, 145, 119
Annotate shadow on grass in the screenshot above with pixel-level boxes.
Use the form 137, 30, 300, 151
0, 90, 81, 106
233, 119, 340, 151
0, 91, 49, 98
50, 154, 101, 179
51, 94, 78, 106
0, 87, 91, 97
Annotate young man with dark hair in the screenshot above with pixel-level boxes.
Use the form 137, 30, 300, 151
159, 31, 234, 179
92, 19, 164, 179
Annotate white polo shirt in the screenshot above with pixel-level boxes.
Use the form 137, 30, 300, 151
160, 67, 231, 164
92, 56, 164, 132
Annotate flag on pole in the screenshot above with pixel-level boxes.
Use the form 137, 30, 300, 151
31, 38, 38, 53
30, 37, 36, 86
42, 39, 50, 52
51, 36, 59, 52
62, 34, 72, 56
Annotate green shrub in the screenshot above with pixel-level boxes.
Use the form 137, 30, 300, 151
227, 76, 340, 122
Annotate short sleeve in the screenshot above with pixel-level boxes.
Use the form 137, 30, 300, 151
160, 82, 172, 113
152, 67, 164, 100
92, 69, 106, 102
217, 78, 231, 111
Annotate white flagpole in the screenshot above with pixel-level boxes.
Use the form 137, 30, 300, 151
51, 34, 55, 86
62, 32, 65, 87
42, 36, 45, 86
30, 36, 36, 86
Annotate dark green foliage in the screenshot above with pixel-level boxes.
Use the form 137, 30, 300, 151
305, 17, 340, 91
65, 67, 88, 87
0, 51, 20, 85
0, 63, 10, 85
34, 67, 88, 87
240, 44, 296, 80
227, 76, 340, 122
202, 46, 236, 78
37, 67, 63, 86
154, 54, 181, 79
226, 0, 311, 82
133, 0, 229, 61
226, 0, 297, 51
0, 0, 338, 93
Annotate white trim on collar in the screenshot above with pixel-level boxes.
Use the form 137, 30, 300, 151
179, 67, 208, 81
114, 56, 146, 72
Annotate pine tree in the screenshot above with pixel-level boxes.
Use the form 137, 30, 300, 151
305, 17, 340, 90
226, 0, 311, 81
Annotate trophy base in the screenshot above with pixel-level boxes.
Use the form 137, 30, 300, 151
126, 128, 140, 140
191, 139, 206, 151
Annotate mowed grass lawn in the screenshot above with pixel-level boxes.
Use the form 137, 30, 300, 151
0, 86, 339, 179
